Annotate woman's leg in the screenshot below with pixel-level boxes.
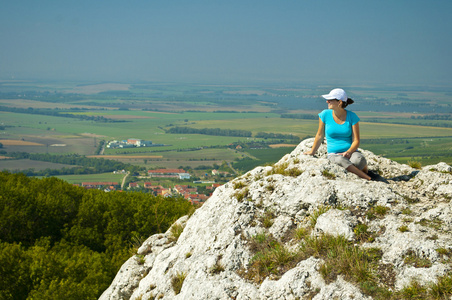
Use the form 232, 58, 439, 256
328, 153, 371, 180
350, 152, 368, 173
362, 165, 368, 173
346, 164, 371, 180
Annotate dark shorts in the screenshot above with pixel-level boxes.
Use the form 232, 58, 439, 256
327, 152, 367, 170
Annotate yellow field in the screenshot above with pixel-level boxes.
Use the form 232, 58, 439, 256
360, 122, 452, 139
269, 144, 297, 148
0, 139, 44, 146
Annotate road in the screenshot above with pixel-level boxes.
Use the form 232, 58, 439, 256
121, 171, 130, 190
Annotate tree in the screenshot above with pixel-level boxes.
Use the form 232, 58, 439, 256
0, 171, 193, 299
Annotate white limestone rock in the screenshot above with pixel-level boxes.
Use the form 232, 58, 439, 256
313, 276, 372, 300
395, 263, 451, 290
100, 138, 452, 300
100, 256, 147, 300
259, 257, 324, 299
314, 209, 357, 240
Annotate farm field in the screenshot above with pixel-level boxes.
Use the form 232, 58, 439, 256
1, 81, 451, 181
361, 136, 452, 165
0, 159, 79, 171
53, 172, 125, 184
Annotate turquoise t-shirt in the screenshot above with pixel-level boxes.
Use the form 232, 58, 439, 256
318, 109, 360, 154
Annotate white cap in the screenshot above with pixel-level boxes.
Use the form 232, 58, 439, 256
322, 88, 347, 102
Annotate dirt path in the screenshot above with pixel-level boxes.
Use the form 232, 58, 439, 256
227, 162, 238, 175
121, 171, 130, 190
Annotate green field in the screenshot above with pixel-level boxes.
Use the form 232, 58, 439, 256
362, 136, 452, 164
53, 172, 125, 184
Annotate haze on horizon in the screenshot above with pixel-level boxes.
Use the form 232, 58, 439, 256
1, 0, 451, 87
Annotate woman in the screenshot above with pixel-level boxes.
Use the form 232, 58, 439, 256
304, 88, 371, 181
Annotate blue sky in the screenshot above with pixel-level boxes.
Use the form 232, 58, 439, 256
1, 0, 451, 86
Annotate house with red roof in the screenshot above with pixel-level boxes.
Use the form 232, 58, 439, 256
128, 182, 139, 189
81, 182, 119, 189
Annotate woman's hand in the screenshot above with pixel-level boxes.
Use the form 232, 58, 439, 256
340, 152, 352, 159
304, 150, 315, 156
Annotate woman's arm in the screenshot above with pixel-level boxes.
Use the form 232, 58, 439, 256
305, 118, 325, 155
342, 122, 360, 158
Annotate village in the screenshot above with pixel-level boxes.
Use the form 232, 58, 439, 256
105, 138, 165, 149
79, 168, 227, 206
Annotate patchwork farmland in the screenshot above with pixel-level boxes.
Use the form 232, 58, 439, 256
1, 81, 451, 188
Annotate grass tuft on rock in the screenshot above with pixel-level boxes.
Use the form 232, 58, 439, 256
237, 225, 452, 299
354, 223, 376, 243
408, 160, 422, 169
239, 233, 301, 283
266, 162, 303, 177
171, 271, 187, 295
403, 250, 432, 268
321, 169, 336, 179
259, 209, 276, 228
233, 188, 249, 202
169, 223, 185, 242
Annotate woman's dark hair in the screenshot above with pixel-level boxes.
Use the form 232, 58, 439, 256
342, 98, 354, 108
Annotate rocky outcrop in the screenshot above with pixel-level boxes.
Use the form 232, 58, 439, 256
100, 138, 452, 300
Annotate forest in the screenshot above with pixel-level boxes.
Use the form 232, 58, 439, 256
0, 171, 193, 299
165, 126, 253, 137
